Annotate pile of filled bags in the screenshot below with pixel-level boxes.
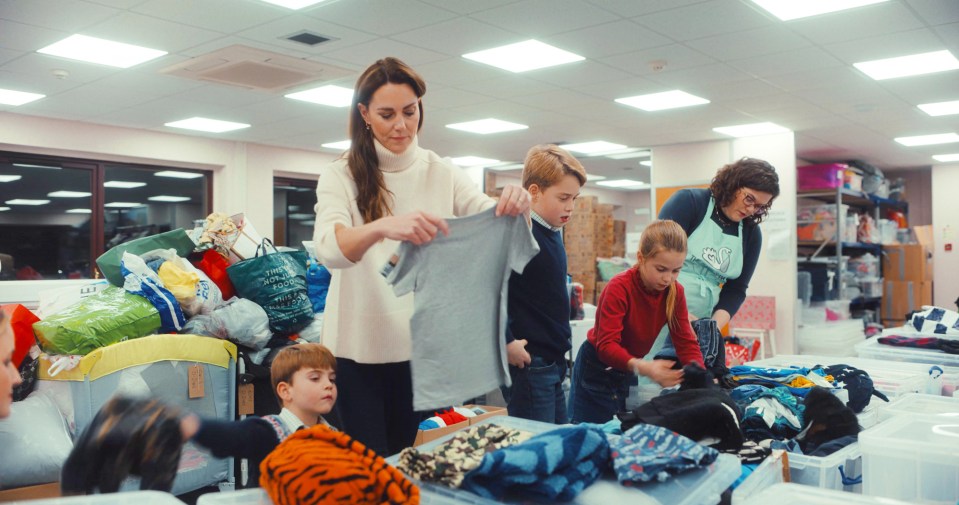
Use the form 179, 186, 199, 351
0, 214, 332, 491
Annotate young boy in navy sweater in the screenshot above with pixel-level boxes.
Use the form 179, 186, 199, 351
504, 144, 587, 423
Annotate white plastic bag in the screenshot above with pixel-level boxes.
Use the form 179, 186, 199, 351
212, 298, 271, 350
37, 281, 110, 319
0, 392, 74, 488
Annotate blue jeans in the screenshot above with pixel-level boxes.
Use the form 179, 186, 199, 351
568, 341, 632, 424
502, 355, 569, 424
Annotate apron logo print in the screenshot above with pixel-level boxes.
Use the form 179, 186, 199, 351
701, 247, 732, 273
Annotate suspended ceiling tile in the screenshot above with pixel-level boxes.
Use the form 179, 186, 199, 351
543, 19, 672, 59
631, 0, 773, 42
686, 25, 811, 61
392, 18, 519, 57
469, 0, 618, 37
3, 0, 121, 33
785, 2, 925, 46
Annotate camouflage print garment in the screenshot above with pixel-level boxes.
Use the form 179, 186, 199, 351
398, 423, 533, 487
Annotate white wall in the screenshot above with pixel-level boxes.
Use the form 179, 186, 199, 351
0, 112, 333, 304
931, 163, 959, 308
651, 133, 798, 355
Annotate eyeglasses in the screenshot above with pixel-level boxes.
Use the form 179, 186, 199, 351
741, 190, 771, 214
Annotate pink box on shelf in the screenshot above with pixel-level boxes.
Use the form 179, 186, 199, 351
798, 163, 847, 191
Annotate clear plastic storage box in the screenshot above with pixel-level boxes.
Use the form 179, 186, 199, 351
11, 491, 185, 505
878, 393, 959, 422
386, 416, 741, 505
856, 337, 959, 396
740, 482, 914, 505
860, 414, 959, 504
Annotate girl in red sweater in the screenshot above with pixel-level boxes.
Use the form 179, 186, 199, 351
568, 220, 705, 424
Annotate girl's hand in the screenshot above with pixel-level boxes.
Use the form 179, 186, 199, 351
378, 211, 450, 245
496, 184, 531, 218
630, 358, 684, 388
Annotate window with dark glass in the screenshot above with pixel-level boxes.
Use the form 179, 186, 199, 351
273, 177, 317, 250
0, 152, 210, 280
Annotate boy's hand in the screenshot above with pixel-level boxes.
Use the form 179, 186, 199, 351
495, 184, 531, 218
506, 339, 532, 368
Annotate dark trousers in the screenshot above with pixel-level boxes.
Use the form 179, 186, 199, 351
502, 354, 568, 424
334, 358, 418, 456
568, 340, 631, 424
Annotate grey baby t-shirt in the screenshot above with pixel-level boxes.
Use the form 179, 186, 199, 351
384, 207, 540, 411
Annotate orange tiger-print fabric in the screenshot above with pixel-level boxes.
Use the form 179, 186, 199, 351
260, 424, 420, 505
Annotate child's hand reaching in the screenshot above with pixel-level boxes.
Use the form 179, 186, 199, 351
629, 358, 684, 388
506, 339, 532, 368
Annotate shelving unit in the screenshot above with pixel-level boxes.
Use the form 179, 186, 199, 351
797, 186, 907, 319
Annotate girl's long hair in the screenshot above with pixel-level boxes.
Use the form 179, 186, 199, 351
637, 219, 688, 330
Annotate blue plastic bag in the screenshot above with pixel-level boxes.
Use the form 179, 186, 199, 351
306, 261, 331, 313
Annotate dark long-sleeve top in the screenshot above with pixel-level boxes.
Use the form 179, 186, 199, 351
658, 188, 761, 318
505, 219, 572, 362
192, 417, 281, 485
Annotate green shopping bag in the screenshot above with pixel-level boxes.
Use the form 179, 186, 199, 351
226, 239, 314, 336
96, 229, 196, 286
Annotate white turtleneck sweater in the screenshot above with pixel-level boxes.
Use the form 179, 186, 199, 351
313, 137, 495, 363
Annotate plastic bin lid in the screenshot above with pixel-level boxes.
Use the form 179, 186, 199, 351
860, 414, 959, 449
739, 482, 913, 504
387, 416, 741, 505
15, 491, 186, 505
856, 336, 959, 368
883, 393, 959, 418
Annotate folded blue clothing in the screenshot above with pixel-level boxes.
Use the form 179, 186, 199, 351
460, 425, 609, 502
611, 424, 719, 484
730, 365, 811, 378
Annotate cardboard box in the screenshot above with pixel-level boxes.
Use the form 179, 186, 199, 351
411, 404, 507, 446
883, 280, 922, 321
465, 404, 508, 425
413, 419, 469, 446
882, 244, 932, 282
882, 319, 907, 329
0, 482, 60, 501
919, 281, 932, 308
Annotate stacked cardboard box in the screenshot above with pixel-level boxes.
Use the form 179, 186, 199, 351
563, 196, 618, 304
612, 220, 627, 258
881, 244, 933, 323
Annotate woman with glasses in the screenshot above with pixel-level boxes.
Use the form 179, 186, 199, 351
649, 157, 780, 373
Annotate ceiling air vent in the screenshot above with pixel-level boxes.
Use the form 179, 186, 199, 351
160, 44, 353, 92
286, 31, 333, 46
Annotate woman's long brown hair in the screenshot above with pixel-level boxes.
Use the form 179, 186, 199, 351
347, 57, 426, 224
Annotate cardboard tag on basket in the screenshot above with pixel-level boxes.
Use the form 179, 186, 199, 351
238, 384, 254, 415
188, 364, 205, 399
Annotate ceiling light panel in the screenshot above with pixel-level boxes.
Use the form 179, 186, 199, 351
259, 0, 329, 9
37, 34, 167, 68
561, 141, 627, 154
0, 175, 22, 183
165, 117, 250, 133
104, 181, 146, 189
154, 171, 204, 179
933, 153, 959, 162
596, 179, 648, 189
918, 100, 959, 117
451, 156, 500, 167
446, 118, 529, 134
615, 90, 710, 111
854, 50, 959, 81
486, 163, 525, 171
148, 195, 191, 202
13, 163, 59, 170
713, 122, 791, 137
321, 140, 352, 150
0, 207, 9, 211
66, 208, 92, 214
0, 88, 45, 106
285, 85, 354, 107
894, 133, 959, 146
6, 199, 50, 205
104, 202, 144, 208
750, 0, 889, 21
48, 191, 92, 198
462, 40, 584, 73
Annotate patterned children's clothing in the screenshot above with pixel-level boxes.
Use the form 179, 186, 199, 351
610, 423, 719, 484
397, 424, 532, 487
460, 425, 609, 502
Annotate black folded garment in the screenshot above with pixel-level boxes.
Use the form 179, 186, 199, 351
617, 388, 744, 451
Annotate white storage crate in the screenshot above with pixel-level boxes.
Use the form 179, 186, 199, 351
37, 335, 237, 496
9, 491, 185, 505
730, 450, 786, 505
860, 415, 959, 503
878, 393, 959, 422
798, 320, 864, 357
856, 337, 959, 396
386, 416, 741, 505
787, 441, 862, 493
740, 482, 914, 505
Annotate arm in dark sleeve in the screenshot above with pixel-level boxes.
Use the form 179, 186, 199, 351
191, 417, 280, 462
658, 189, 705, 236
714, 225, 762, 317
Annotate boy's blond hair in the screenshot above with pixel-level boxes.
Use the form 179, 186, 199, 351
522, 144, 587, 190
271, 343, 336, 405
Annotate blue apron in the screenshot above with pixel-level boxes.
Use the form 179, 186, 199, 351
646, 196, 745, 360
